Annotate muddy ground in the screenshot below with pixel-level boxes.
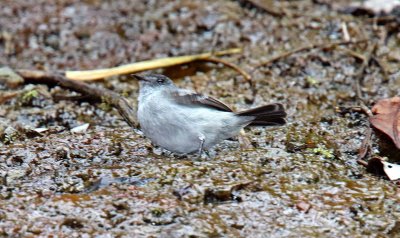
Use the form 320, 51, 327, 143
1, 0, 400, 237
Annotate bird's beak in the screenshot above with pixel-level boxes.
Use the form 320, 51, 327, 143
131, 74, 147, 81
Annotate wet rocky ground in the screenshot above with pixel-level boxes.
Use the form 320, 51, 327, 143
1, 0, 400, 237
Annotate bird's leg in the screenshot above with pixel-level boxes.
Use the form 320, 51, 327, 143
197, 134, 205, 157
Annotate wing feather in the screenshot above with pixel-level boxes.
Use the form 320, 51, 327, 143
169, 90, 232, 112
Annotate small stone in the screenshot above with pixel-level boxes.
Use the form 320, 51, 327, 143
0, 67, 24, 89
70, 123, 90, 133
6, 169, 26, 184
296, 201, 311, 213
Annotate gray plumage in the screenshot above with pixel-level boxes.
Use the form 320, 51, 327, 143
135, 74, 286, 154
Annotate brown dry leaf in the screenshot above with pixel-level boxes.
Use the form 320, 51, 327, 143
372, 96, 400, 114
370, 97, 400, 149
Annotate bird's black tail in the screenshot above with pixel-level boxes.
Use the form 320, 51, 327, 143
237, 103, 286, 126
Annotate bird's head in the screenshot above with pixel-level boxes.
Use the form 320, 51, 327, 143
132, 74, 175, 89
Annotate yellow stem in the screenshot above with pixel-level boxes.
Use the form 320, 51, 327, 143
66, 48, 242, 81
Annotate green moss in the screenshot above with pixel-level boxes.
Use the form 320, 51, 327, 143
310, 146, 335, 159
22, 89, 38, 101
99, 96, 112, 112
151, 208, 165, 217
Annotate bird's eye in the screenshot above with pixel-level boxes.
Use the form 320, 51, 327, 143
157, 79, 164, 83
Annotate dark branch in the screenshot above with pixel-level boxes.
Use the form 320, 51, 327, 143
16, 69, 138, 128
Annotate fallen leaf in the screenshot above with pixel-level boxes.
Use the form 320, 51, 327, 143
372, 96, 400, 114
366, 157, 400, 180
357, 0, 400, 15
70, 123, 90, 133
33, 128, 48, 133
382, 161, 400, 180
343, 0, 400, 16
370, 97, 400, 149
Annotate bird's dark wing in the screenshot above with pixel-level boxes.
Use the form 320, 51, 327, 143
169, 90, 232, 112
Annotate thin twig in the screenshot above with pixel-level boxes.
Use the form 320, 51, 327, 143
357, 159, 368, 167
360, 104, 373, 117
253, 39, 367, 70
342, 45, 389, 85
371, 56, 389, 82
337, 48, 366, 62
197, 57, 252, 82
341, 22, 350, 42
16, 69, 138, 128
358, 127, 372, 160
335, 105, 372, 117
238, 129, 253, 149
366, 15, 397, 24
354, 42, 377, 103
241, 0, 284, 17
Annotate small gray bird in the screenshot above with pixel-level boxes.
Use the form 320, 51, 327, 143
134, 74, 286, 154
